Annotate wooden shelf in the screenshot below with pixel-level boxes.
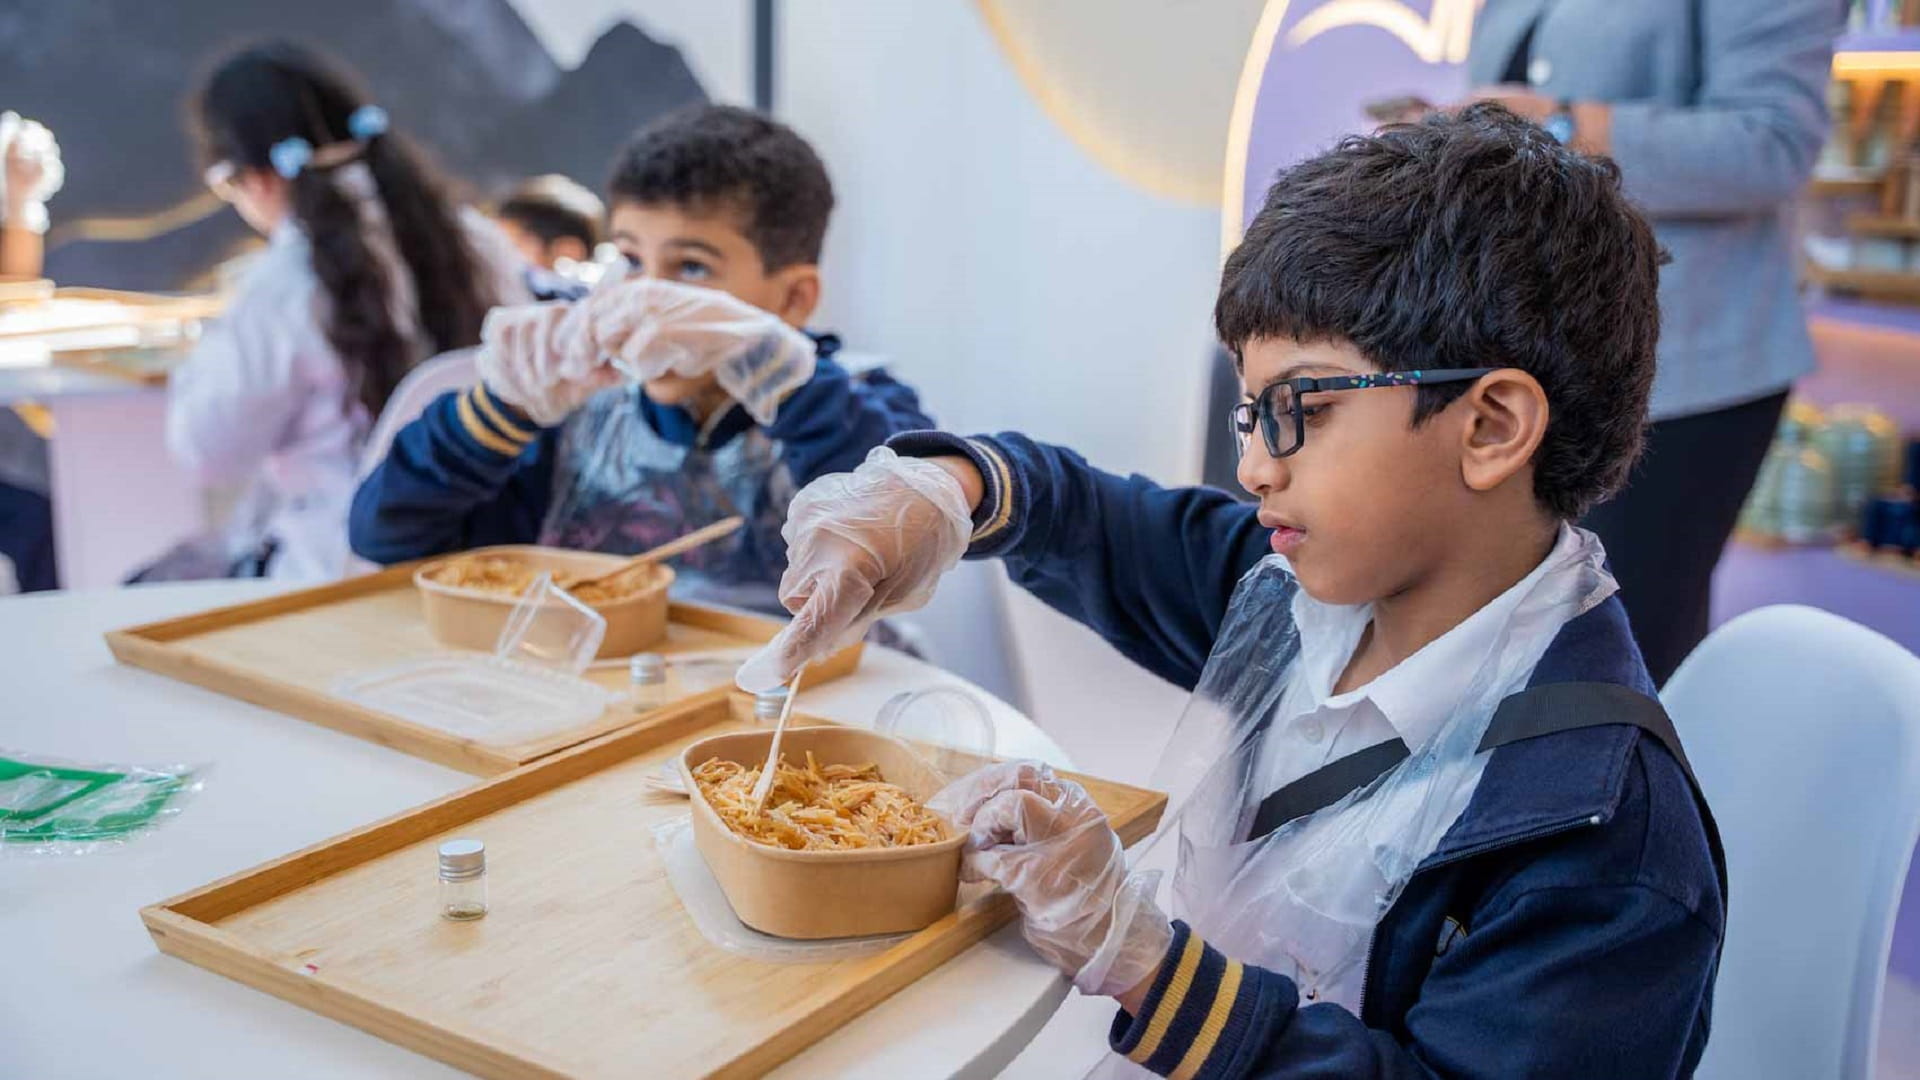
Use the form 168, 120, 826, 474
1813, 175, 1887, 197
1847, 212, 1920, 238
1836, 30, 1920, 76
1837, 29, 1920, 54
1839, 541, 1920, 581
1805, 262, 1920, 303
1731, 528, 1835, 553
1732, 537, 1920, 584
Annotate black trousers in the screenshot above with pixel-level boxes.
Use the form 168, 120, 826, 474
1582, 391, 1789, 687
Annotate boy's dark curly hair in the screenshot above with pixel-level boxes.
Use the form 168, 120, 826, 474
1215, 103, 1665, 520
608, 104, 834, 271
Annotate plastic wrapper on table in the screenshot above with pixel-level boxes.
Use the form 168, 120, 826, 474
0, 751, 202, 856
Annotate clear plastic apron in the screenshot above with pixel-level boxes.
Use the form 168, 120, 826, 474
1090, 527, 1614, 1078
538, 385, 797, 615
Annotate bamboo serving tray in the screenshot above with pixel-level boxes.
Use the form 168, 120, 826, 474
141, 694, 1167, 1079
105, 563, 862, 776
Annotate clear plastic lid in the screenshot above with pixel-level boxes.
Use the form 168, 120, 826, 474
332, 655, 612, 745
495, 572, 605, 676
331, 573, 612, 745
875, 686, 997, 782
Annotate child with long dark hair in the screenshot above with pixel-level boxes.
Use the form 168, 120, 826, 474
163, 40, 527, 580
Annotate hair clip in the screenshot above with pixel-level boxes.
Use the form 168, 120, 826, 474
269, 136, 313, 179
347, 104, 389, 142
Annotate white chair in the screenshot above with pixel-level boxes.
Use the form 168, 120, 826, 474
340, 348, 480, 577
355, 347, 480, 478
1665, 605, 1920, 1080
896, 559, 1032, 716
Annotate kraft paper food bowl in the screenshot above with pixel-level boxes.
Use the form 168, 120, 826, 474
415, 545, 673, 659
679, 726, 964, 940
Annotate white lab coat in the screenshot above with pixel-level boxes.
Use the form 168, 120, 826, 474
166, 164, 529, 581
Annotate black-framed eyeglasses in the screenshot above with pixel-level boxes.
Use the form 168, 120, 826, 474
1229, 368, 1495, 459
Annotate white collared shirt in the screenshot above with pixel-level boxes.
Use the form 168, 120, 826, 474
1252, 525, 1578, 802
1180, 525, 1608, 1011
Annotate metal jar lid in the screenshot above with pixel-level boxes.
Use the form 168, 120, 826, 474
753, 686, 790, 721
629, 653, 668, 684
438, 838, 486, 880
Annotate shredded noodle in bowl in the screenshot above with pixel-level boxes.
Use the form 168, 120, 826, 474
425, 554, 656, 605
691, 752, 948, 851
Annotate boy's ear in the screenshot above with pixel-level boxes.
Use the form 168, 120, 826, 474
1457, 369, 1549, 495
768, 264, 822, 328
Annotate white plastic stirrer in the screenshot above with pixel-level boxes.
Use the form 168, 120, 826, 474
749, 665, 807, 815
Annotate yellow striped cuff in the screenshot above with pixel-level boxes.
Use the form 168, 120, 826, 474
966, 438, 1016, 544
457, 387, 530, 457
1112, 922, 1263, 1080
472, 384, 537, 442
1170, 960, 1243, 1080
1129, 932, 1205, 1066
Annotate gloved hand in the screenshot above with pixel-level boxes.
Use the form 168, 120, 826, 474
474, 301, 616, 427
584, 278, 817, 424
734, 447, 973, 692
930, 761, 1173, 997
0, 112, 63, 234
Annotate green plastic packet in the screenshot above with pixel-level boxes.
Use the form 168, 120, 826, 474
0, 752, 203, 855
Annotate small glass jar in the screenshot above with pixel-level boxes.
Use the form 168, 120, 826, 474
753, 686, 790, 726
438, 838, 487, 921
629, 653, 673, 713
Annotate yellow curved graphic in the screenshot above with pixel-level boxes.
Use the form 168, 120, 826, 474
1222, 0, 1297, 256
974, 0, 1268, 206
976, 0, 1213, 204
47, 191, 227, 247
1287, 0, 1479, 64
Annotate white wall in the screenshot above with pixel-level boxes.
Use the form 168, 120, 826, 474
513, 0, 1226, 784
779, 1, 1221, 782
780, 3, 1219, 480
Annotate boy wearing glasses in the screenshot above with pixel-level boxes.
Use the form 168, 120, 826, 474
735, 105, 1724, 1077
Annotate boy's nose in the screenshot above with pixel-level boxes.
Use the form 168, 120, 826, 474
1235, 439, 1289, 498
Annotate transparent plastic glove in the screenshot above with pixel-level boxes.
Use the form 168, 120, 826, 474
475, 301, 617, 426
929, 761, 1173, 997
0, 112, 63, 233
734, 447, 972, 691
583, 278, 816, 424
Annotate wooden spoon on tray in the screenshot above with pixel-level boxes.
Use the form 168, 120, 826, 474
562, 516, 744, 595
749, 664, 808, 815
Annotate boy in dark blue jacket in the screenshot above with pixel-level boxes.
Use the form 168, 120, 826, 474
349, 106, 930, 613
737, 106, 1724, 1077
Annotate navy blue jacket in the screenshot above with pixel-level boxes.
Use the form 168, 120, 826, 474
888, 430, 1725, 1080
349, 338, 931, 564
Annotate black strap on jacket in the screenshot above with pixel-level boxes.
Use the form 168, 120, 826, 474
1246, 681, 1698, 843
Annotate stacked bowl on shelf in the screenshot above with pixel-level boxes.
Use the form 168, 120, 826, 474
1738, 400, 1915, 554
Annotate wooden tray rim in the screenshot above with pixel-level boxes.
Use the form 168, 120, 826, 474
140, 694, 1168, 1080
104, 561, 861, 777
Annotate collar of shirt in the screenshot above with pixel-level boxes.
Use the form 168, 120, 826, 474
1284, 523, 1580, 752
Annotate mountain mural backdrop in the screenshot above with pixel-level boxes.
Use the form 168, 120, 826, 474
0, 0, 707, 290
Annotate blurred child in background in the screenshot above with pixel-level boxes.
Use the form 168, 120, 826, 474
493, 173, 603, 273
156, 41, 529, 582
350, 105, 931, 615
0, 110, 62, 592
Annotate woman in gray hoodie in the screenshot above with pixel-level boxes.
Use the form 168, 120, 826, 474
1464, 0, 1840, 683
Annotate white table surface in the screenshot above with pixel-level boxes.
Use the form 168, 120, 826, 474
0, 581, 1075, 1080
